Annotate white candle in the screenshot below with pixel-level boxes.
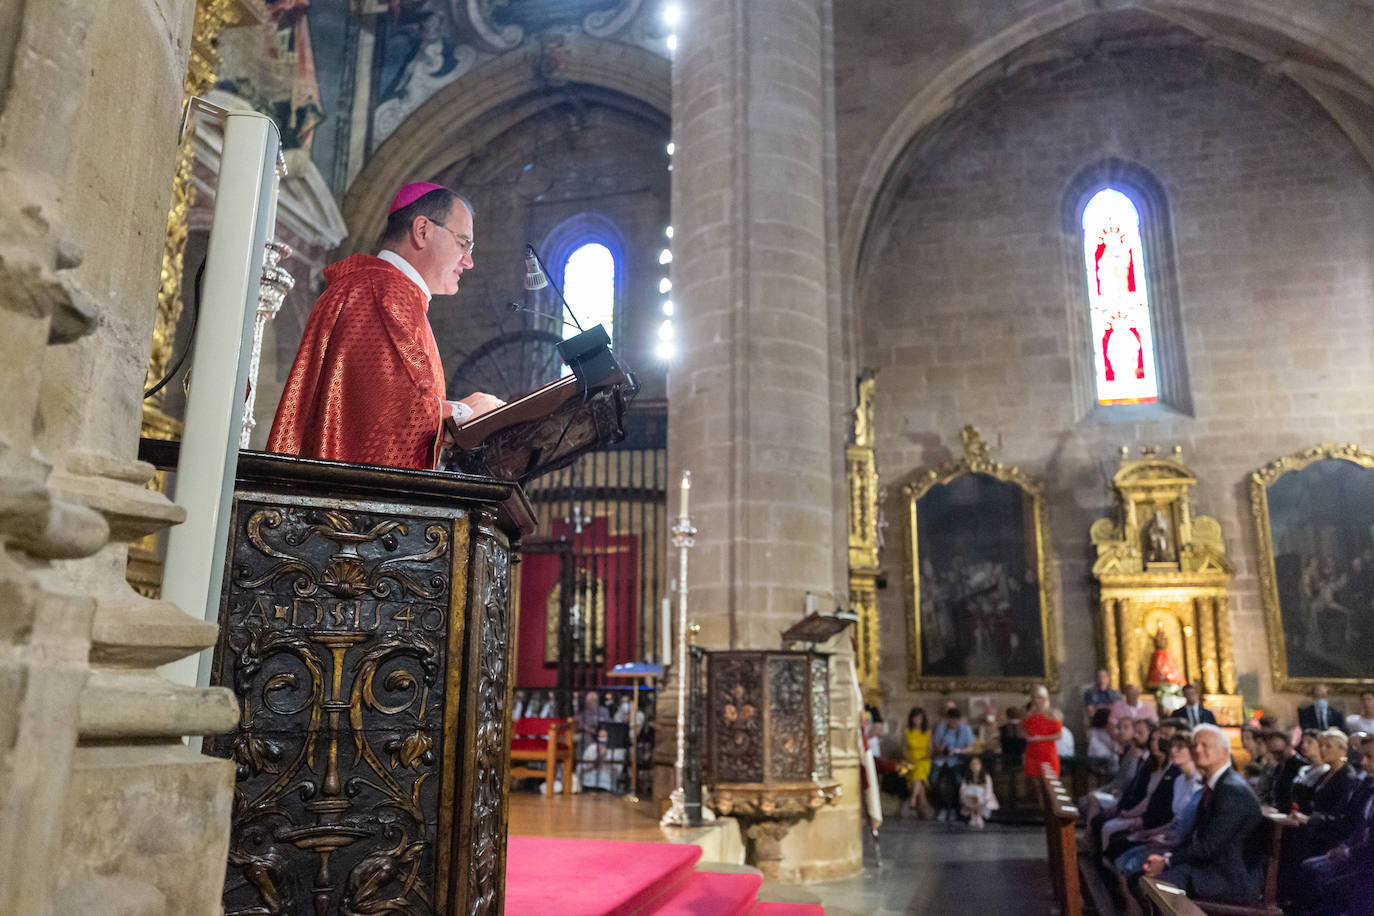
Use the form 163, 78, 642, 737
661, 596, 672, 663
680, 469, 691, 517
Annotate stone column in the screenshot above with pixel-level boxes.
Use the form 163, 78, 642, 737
0, 1, 238, 913
666, 0, 857, 880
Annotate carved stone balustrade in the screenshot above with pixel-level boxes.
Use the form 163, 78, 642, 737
205, 452, 534, 915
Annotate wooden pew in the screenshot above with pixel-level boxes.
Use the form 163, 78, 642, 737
1038, 763, 1083, 916
1142, 813, 1288, 916
1189, 813, 1287, 916
1142, 878, 1207, 916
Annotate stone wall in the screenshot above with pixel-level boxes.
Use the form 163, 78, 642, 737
854, 42, 1374, 738
0, 1, 237, 913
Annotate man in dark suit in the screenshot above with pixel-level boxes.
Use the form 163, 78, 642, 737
1298, 683, 1346, 733
1178, 682, 1217, 729
1141, 724, 1265, 904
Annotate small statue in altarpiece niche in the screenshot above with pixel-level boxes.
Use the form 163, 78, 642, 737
1143, 508, 1173, 563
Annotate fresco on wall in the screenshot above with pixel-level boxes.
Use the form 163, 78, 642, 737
371, 0, 668, 148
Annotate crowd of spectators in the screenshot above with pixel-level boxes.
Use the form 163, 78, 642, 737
1078, 680, 1374, 914
881, 676, 1374, 914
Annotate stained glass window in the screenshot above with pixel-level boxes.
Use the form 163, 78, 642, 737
562, 242, 615, 344
1082, 188, 1158, 405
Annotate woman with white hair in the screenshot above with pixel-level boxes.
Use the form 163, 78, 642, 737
1023, 684, 1064, 779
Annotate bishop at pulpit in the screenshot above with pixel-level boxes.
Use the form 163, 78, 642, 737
1090, 447, 1244, 724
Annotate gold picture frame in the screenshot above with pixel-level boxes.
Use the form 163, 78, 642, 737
903, 427, 1058, 692
1251, 442, 1374, 692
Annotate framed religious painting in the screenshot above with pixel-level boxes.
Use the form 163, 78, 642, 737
1251, 442, 1374, 692
903, 426, 1058, 691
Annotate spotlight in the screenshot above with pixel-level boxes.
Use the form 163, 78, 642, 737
662, 299, 674, 316
663, 4, 682, 27
655, 339, 675, 360
658, 320, 675, 341
659, 248, 673, 265
666, 34, 677, 52
659, 277, 672, 293
666, 142, 676, 157
665, 225, 674, 238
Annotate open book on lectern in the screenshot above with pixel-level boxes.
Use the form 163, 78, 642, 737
436, 324, 637, 484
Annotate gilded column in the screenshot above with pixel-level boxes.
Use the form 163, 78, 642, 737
1101, 597, 1120, 689
1183, 611, 1202, 693
1214, 596, 1237, 695
1195, 596, 1219, 694
1117, 599, 1134, 688
849, 579, 879, 691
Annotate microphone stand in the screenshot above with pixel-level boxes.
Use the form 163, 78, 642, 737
525, 243, 584, 332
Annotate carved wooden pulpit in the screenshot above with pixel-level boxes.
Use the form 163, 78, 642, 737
207, 453, 535, 915
704, 649, 840, 817
1090, 446, 1243, 724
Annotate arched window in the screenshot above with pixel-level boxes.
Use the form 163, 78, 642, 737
562, 242, 616, 344
1082, 188, 1157, 404
1064, 159, 1191, 418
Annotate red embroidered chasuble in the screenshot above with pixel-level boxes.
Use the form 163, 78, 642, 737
266, 254, 446, 469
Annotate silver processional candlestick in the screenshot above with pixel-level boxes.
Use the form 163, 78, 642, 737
661, 469, 696, 828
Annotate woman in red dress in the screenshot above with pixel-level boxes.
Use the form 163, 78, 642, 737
1023, 685, 1063, 779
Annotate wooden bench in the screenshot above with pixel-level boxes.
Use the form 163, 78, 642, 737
1142, 878, 1207, 916
1039, 763, 1083, 916
510, 717, 574, 797
1189, 814, 1287, 916
1141, 813, 1288, 916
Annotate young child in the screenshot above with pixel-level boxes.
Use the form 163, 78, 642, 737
959, 755, 999, 828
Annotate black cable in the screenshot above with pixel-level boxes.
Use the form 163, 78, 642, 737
144, 256, 207, 400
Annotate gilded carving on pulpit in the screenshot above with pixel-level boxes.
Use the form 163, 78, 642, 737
1251, 442, 1374, 691
902, 427, 1057, 691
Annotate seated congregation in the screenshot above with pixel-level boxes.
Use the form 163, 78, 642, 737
876, 680, 1374, 915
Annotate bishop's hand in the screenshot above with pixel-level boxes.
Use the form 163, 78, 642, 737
455, 391, 505, 419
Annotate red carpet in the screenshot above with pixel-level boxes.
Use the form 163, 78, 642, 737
506, 837, 700, 916
505, 836, 825, 916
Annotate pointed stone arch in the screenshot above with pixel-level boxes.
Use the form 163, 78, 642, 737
341, 35, 669, 254
841, 0, 1374, 305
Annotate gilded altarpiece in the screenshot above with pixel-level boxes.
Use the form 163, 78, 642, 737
208, 456, 527, 915
847, 374, 881, 692
1090, 447, 1242, 724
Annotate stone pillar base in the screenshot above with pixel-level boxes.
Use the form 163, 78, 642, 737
57, 745, 234, 915
736, 768, 862, 884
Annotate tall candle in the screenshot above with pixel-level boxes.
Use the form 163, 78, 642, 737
661, 596, 672, 663
680, 469, 691, 517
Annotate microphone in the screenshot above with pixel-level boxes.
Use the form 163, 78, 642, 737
522, 243, 584, 332
506, 300, 583, 332
523, 245, 547, 291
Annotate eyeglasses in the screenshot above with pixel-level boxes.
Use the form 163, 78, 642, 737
430, 220, 475, 255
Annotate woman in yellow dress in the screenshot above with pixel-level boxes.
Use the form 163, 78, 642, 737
902, 707, 934, 818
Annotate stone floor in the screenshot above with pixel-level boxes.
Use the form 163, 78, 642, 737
758, 815, 1054, 916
